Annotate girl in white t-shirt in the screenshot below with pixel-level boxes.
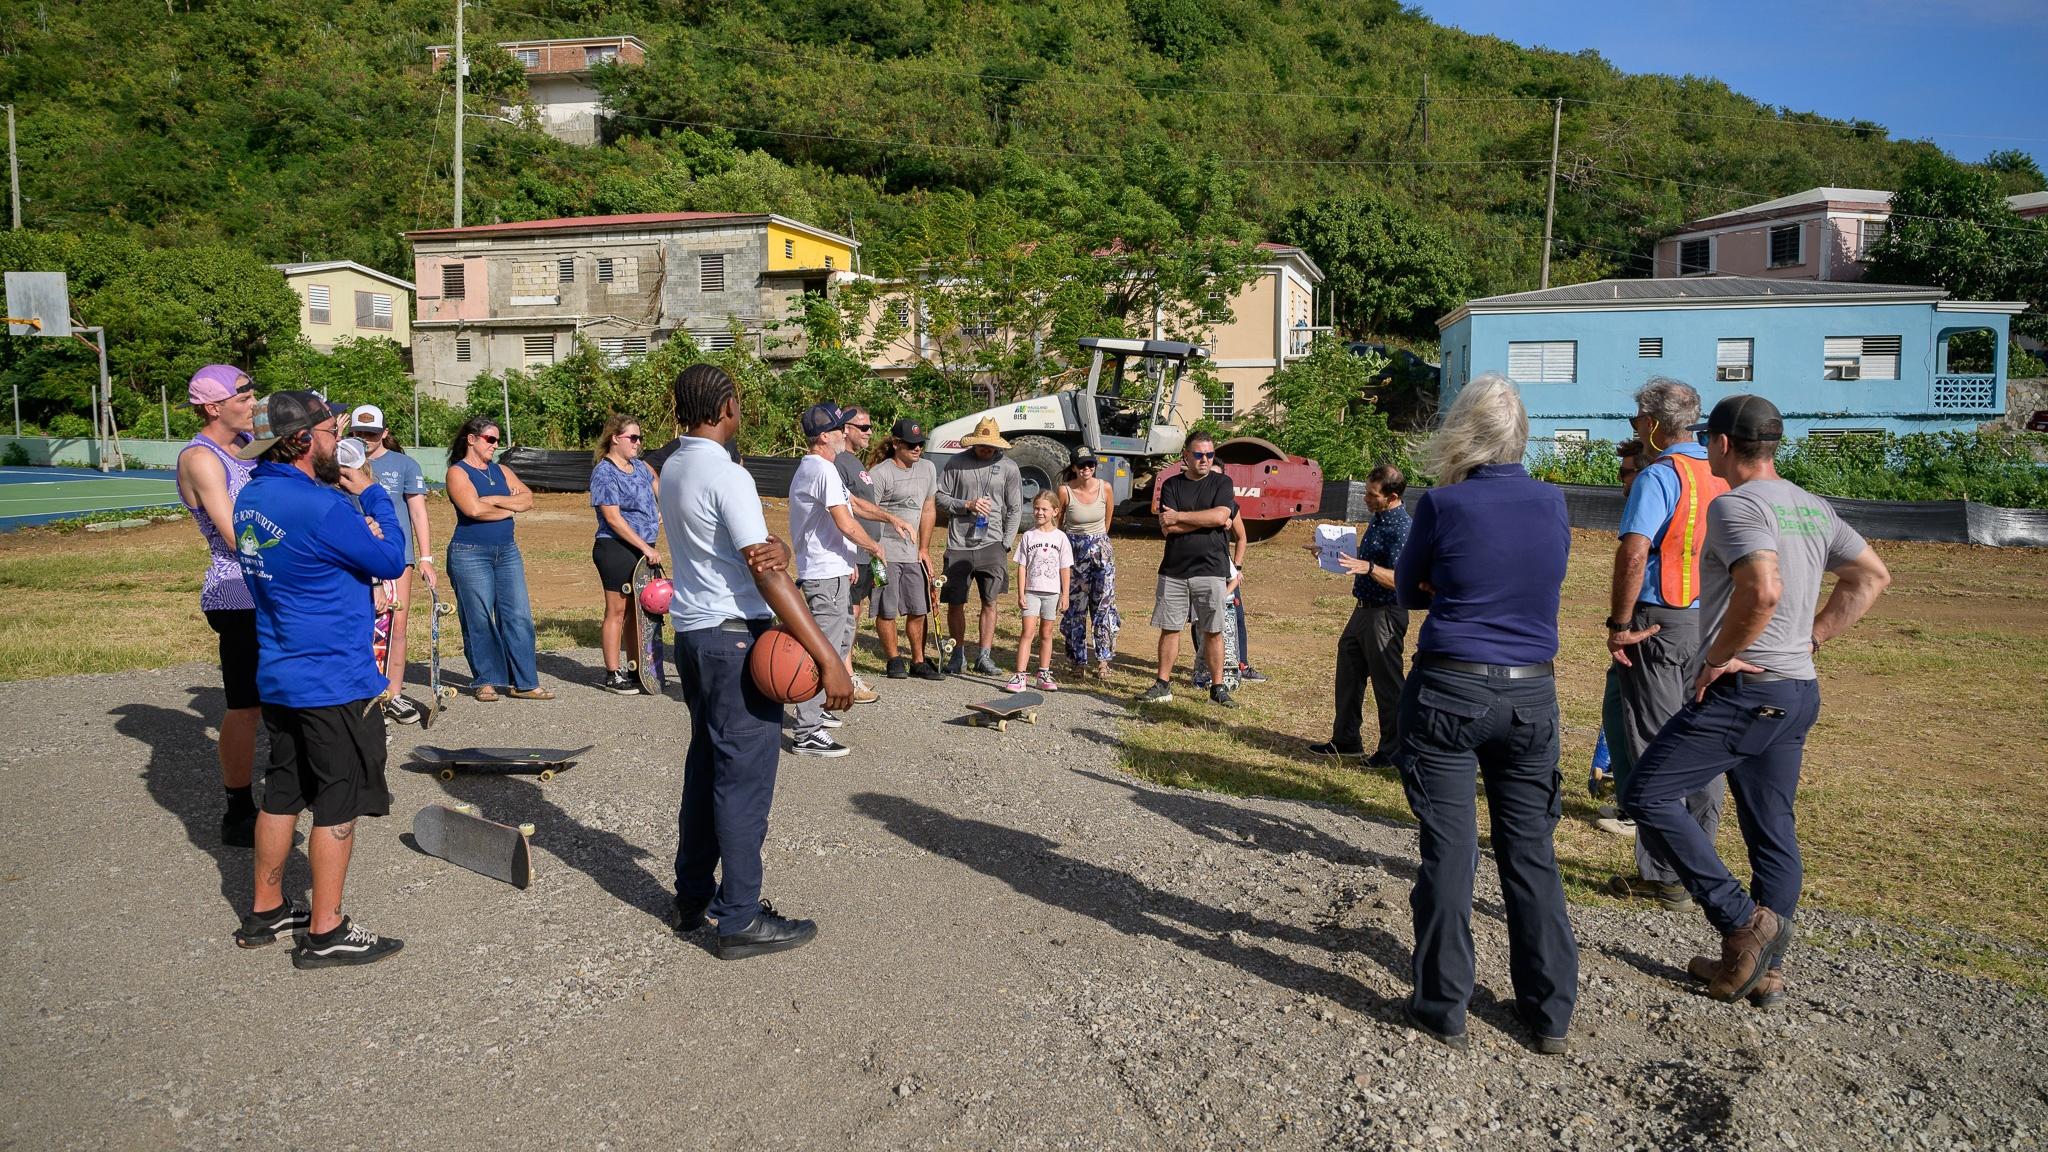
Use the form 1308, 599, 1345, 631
1008, 493, 1073, 692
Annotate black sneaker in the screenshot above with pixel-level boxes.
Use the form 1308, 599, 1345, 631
1209, 684, 1239, 709
220, 806, 257, 848
601, 670, 641, 695
382, 695, 423, 724
716, 900, 818, 960
1308, 741, 1364, 758
790, 731, 850, 758
234, 900, 310, 948
1135, 679, 1173, 703
944, 645, 965, 675
912, 660, 946, 681
289, 916, 403, 969
671, 894, 712, 933
886, 656, 911, 679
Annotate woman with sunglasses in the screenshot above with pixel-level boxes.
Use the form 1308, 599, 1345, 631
590, 413, 662, 694
1057, 446, 1120, 679
444, 416, 552, 702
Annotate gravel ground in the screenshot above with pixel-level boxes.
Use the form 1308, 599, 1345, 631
2, 654, 2043, 1151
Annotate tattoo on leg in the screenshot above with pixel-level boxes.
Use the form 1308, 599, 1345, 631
326, 821, 356, 842
265, 865, 283, 886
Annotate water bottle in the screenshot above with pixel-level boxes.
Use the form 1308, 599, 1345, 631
973, 511, 988, 535
869, 555, 888, 587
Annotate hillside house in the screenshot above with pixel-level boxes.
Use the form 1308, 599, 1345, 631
271, 261, 413, 353
427, 36, 645, 146
1653, 186, 2048, 282
402, 211, 858, 401
1435, 277, 2023, 451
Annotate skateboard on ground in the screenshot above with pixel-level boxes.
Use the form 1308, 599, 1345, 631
410, 745, 594, 782
412, 802, 534, 890
424, 581, 457, 730
965, 691, 1043, 732
631, 556, 666, 696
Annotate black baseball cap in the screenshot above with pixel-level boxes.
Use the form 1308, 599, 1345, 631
800, 402, 847, 440
1072, 446, 1099, 467
1689, 394, 1784, 442
237, 390, 346, 460
891, 417, 926, 446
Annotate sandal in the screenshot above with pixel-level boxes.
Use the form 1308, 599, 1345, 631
508, 687, 556, 701
474, 685, 500, 702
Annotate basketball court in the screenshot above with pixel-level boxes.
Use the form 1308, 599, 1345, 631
0, 466, 182, 532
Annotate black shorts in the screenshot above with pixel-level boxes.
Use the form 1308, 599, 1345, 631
260, 701, 391, 826
205, 608, 261, 710
940, 543, 1008, 605
593, 535, 640, 591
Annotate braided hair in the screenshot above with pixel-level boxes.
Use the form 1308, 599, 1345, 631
673, 363, 736, 430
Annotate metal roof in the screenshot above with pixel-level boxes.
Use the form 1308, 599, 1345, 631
270, 260, 415, 293
1466, 276, 1946, 307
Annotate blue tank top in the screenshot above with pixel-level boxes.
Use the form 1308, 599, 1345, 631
450, 459, 516, 546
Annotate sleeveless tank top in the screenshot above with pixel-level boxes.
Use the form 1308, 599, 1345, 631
182, 435, 255, 611
1061, 482, 1109, 537
450, 459, 516, 546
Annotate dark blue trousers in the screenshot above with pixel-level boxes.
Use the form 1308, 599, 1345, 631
1621, 676, 1820, 938
1397, 663, 1578, 1038
674, 620, 784, 936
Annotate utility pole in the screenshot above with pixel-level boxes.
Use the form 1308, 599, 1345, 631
1419, 73, 1429, 150
452, 0, 465, 228
5, 103, 20, 231
1540, 97, 1562, 289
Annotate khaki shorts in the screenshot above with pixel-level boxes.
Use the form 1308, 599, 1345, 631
1152, 575, 1229, 634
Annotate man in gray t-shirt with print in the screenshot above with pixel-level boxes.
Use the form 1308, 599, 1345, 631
867, 418, 944, 680
1622, 395, 1891, 1007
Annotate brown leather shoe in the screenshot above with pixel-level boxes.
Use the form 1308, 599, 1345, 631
1687, 954, 1786, 1007
1706, 907, 1791, 1002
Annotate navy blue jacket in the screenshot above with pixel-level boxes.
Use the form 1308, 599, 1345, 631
233, 462, 408, 708
1395, 463, 1569, 667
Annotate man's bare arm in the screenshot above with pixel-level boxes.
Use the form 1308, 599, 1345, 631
1812, 546, 1890, 649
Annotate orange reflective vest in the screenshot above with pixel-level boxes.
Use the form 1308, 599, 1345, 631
1653, 451, 1728, 609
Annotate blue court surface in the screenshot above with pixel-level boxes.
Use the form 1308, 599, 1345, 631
0, 466, 184, 532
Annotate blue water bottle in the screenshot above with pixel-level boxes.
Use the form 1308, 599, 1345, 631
973, 511, 988, 534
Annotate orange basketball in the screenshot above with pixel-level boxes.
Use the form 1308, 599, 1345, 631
748, 625, 821, 704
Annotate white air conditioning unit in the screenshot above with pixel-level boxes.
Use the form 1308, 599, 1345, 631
1837, 363, 1861, 380
1716, 365, 1751, 382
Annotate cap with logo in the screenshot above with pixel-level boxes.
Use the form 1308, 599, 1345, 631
1688, 394, 1784, 442
1072, 446, 1099, 468
800, 402, 847, 441
236, 391, 346, 461
188, 364, 252, 407
350, 404, 386, 432
890, 417, 926, 446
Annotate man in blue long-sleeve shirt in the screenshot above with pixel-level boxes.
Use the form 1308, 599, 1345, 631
229, 391, 411, 970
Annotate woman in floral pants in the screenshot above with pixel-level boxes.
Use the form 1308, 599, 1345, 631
1058, 450, 1120, 678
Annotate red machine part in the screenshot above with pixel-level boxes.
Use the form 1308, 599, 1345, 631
1149, 437, 1323, 543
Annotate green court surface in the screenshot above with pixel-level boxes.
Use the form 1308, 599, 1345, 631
0, 466, 183, 531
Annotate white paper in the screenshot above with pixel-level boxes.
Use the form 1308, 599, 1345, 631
1314, 524, 1357, 575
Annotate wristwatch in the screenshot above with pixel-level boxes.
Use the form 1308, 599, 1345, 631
1603, 617, 1630, 632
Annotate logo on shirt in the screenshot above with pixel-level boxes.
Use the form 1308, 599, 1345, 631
234, 513, 285, 581
1773, 504, 1829, 537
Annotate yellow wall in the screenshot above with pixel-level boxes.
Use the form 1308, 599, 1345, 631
1209, 271, 1277, 362
288, 268, 412, 349
765, 222, 855, 273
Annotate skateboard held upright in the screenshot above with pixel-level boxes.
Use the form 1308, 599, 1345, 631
631, 556, 666, 696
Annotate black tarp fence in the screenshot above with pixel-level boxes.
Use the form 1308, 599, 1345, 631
1320, 481, 2047, 548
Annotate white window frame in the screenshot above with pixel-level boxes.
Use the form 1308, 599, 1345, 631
1203, 380, 1236, 422
1715, 338, 1753, 382
597, 335, 650, 368
699, 253, 725, 293
1857, 219, 1887, 261
584, 45, 618, 67
355, 291, 393, 332
306, 284, 331, 325
513, 48, 540, 68
1506, 340, 1577, 384
688, 326, 737, 352
1768, 224, 1803, 268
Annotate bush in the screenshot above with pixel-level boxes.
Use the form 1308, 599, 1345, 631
1529, 440, 1622, 486
2, 442, 30, 466
1777, 429, 2048, 508
1236, 339, 1411, 481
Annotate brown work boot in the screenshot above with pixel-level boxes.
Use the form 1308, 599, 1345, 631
1706, 907, 1791, 1002
1687, 955, 1786, 1007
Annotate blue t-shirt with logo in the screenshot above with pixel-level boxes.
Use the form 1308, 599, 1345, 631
366, 448, 428, 564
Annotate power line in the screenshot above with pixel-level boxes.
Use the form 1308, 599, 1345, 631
1585, 166, 2048, 237
1562, 96, 2048, 144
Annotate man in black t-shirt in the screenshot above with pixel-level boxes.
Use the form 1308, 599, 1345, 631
1135, 431, 1240, 708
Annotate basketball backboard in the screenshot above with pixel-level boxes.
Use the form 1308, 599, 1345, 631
5, 271, 72, 338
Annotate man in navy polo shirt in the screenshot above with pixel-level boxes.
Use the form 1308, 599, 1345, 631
230, 390, 411, 970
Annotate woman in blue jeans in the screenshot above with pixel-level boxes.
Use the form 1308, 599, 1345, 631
444, 416, 552, 701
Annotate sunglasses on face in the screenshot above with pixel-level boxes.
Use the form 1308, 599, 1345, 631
1189, 451, 1215, 461
847, 423, 872, 433
479, 434, 500, 445
1076, 461, 1096, 468
622, 433, 643, 443
905, 443, 924, 452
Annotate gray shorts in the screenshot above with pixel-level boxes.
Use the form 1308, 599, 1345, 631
872, 561, 932, 620
850, 560, 875, 606
1020, 590, 1060, 620
791, 575, 853, 737
1152, 575, 1229, 634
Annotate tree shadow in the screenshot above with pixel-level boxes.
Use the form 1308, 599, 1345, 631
112, 687, 304, 914
851, 791, 1413, 1010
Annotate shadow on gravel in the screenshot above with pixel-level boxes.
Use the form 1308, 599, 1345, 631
115, 687, 298, 914
1600, 943, 1697, 988
853, 792, 1411, 1013
426, 772, 674, 923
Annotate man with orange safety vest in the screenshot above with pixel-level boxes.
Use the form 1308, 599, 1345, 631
1601, 378, 1731, 912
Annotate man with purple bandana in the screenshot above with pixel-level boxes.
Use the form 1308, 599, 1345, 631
174, 365, 262, 846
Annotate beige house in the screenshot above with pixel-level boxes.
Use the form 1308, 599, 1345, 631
402, 211, 859, 402
272, 261, 414, 352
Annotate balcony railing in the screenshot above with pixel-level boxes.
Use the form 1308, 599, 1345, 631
1286, 325, 1333, 358
1931, 374, 1998, 411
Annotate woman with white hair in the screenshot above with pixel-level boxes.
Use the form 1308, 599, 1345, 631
1391, 373, 1577, 1056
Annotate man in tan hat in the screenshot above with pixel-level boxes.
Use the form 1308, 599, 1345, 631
935, 418, 1023, 676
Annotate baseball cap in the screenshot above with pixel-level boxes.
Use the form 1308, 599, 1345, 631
236, 390, 347, 461
188, 364, 252, 406
890, 417, 926, 446
1688, 394, 1784, 442
1072, 445, 1099, 468
350, 404, 386, 432
800, 402, 847, 440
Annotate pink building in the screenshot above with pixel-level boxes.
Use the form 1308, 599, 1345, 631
1654, 186, 2047, 282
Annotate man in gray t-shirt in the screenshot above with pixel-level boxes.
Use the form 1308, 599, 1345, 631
1622, 396, 1890, 1007
830, 407, 910, 697
867, 418, 945, 679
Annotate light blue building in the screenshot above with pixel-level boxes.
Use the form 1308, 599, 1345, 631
1434, 277, 2023, 450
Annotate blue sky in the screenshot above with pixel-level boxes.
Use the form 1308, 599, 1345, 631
1414, 0, 2047, 170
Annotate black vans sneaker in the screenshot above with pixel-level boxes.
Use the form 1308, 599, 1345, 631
601, 670, 641, 695
790, 731, 850, 758
291, 917, 403, 969
234, 901, 310, 948
1209, 684, 1239, 709
912, 660, 946, 681
886, 656, 911, 679
1135, 679, 1174, 703
382, 695, 423, 725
